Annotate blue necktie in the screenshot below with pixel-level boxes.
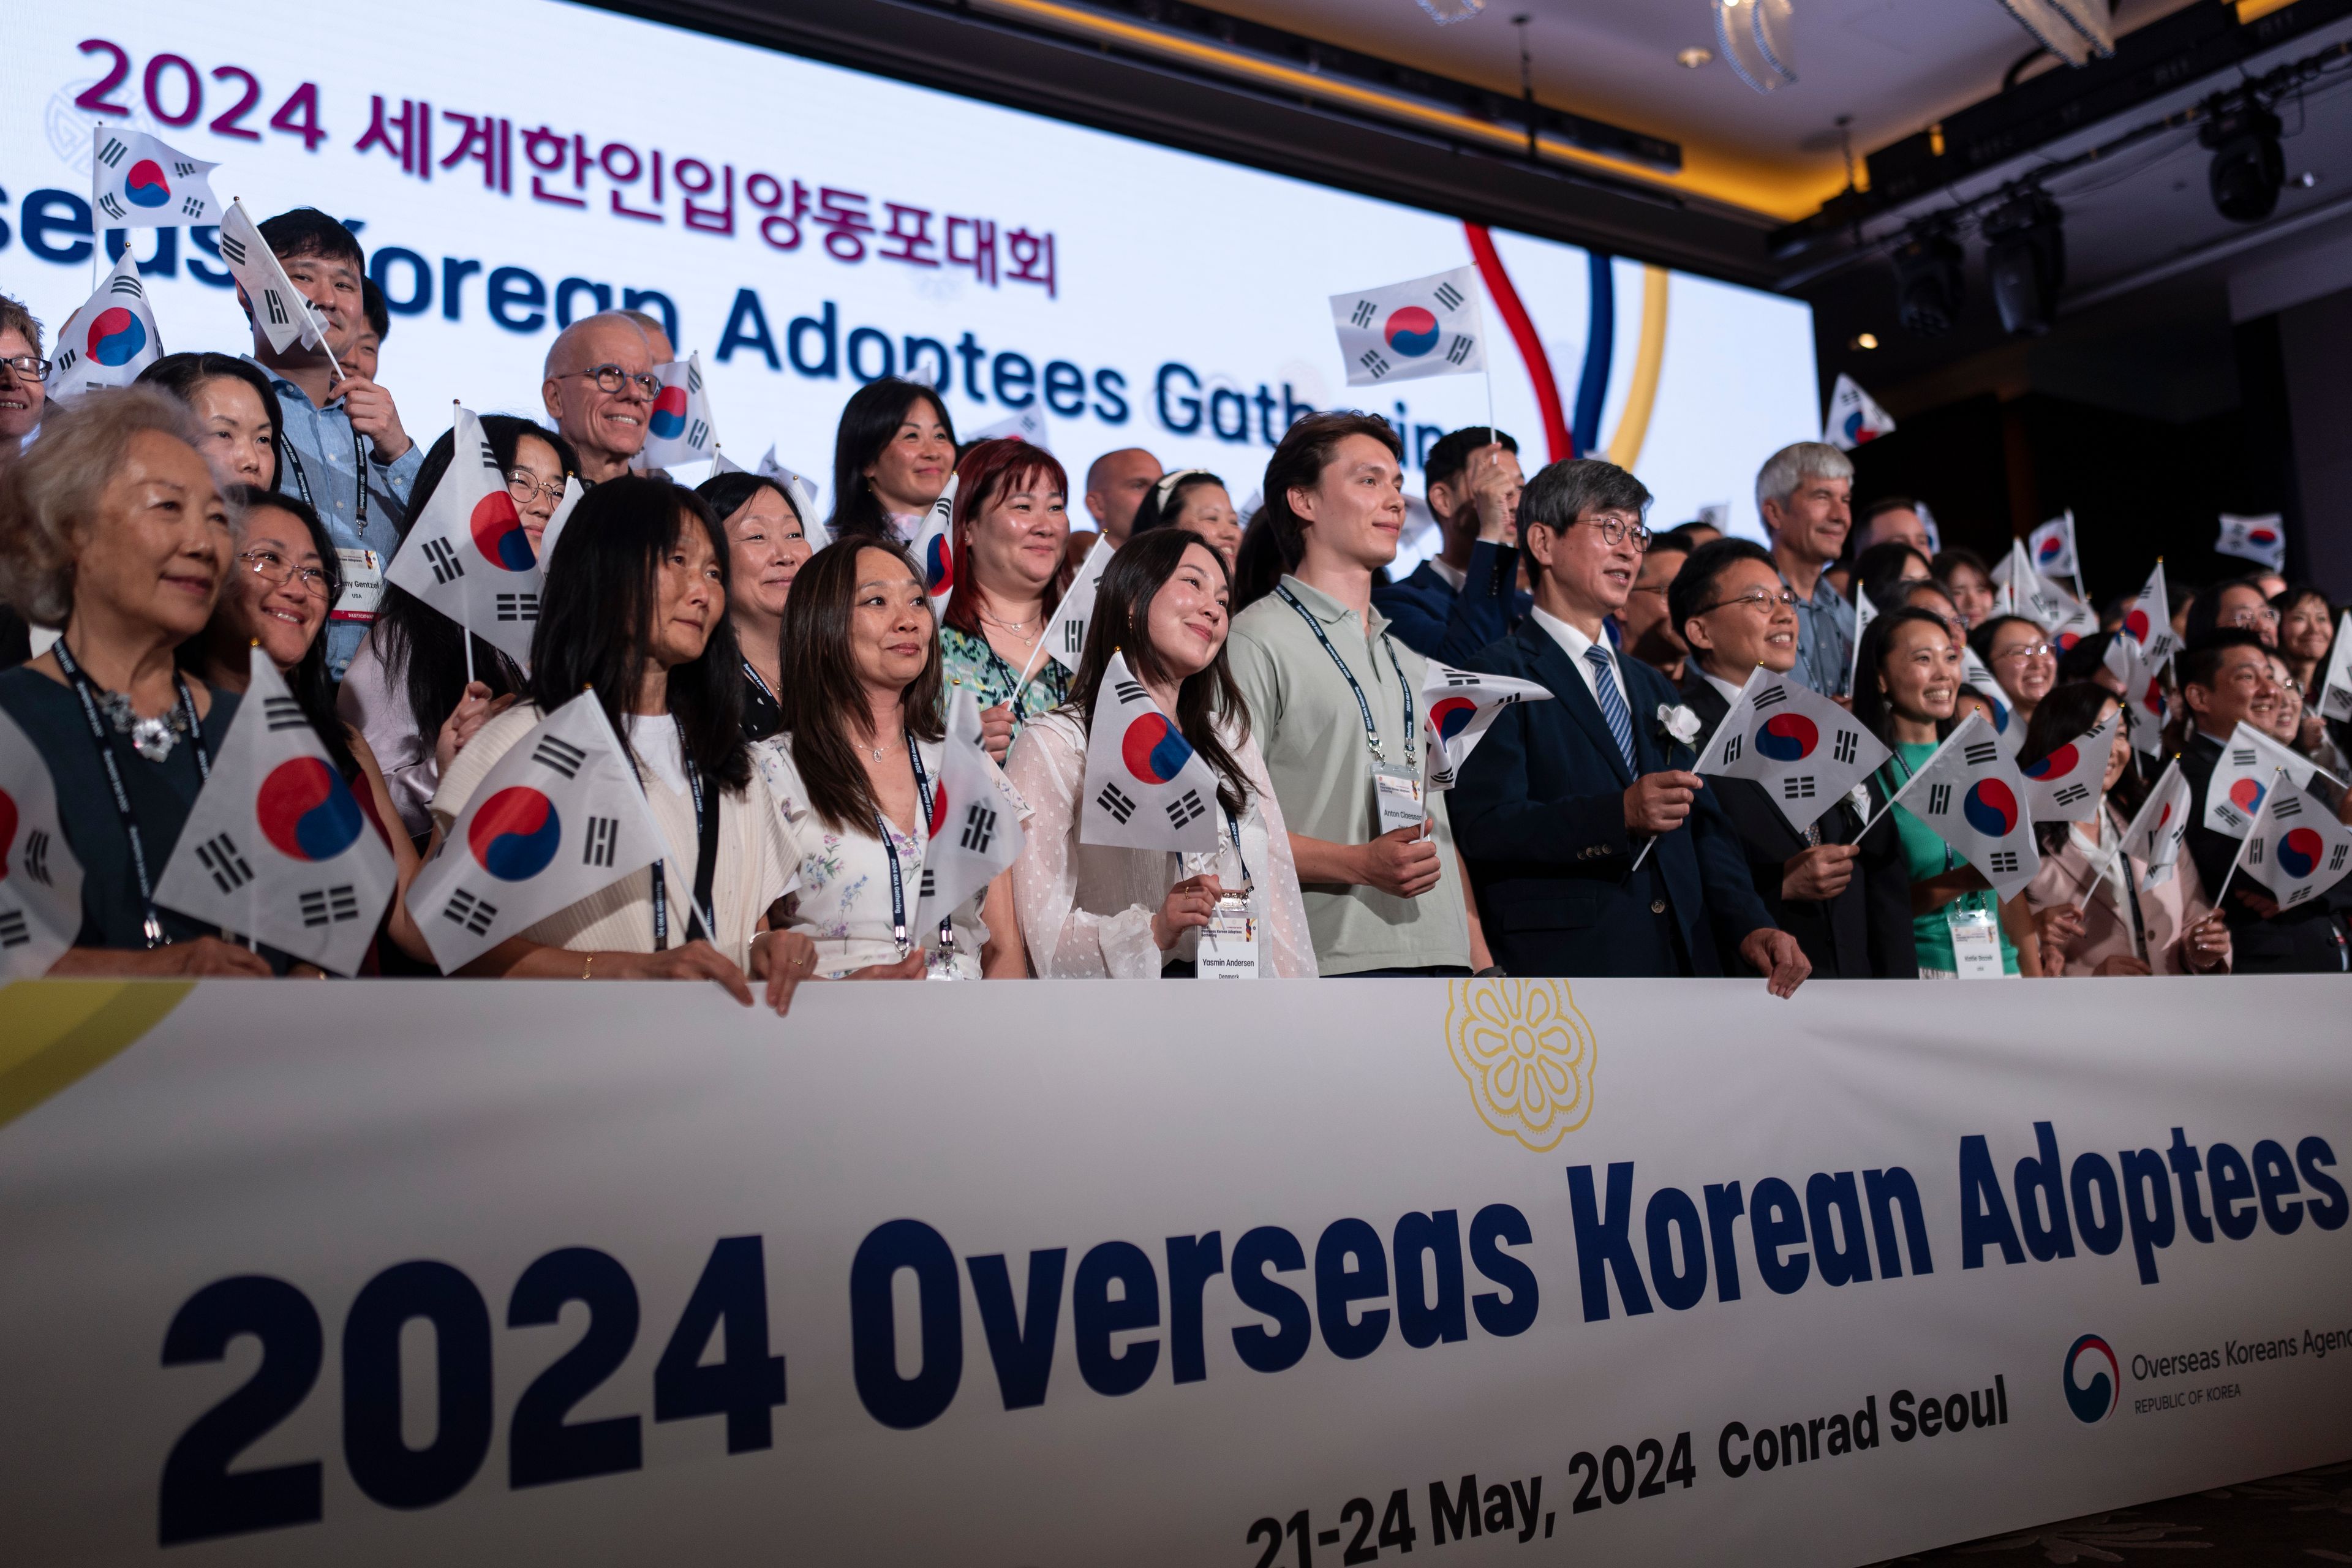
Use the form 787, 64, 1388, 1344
1585, 645, 1635, 774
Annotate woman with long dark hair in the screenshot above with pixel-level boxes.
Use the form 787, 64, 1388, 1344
337, 414, 576, 838
2019, 680, 2228, 976
137, 352, 284, 492
186, 486, 430, 965
1857, 606, 2038, 977
418, 477, 815, 1011
826, 377, 955, 543
755, 538, 1026, 979
938, 437, 1072, 756
696, 470, 813, 741
1004, 529, 1314, 978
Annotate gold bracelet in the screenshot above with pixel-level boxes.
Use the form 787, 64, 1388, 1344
582, 952, 595, 981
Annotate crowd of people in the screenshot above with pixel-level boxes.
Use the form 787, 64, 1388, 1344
1, 205, 2345, 1011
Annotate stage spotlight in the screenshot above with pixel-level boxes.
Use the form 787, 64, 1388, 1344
2202, 98, 2285, 223
1890, 225, 1966, 336
1983, 192, 2065, 336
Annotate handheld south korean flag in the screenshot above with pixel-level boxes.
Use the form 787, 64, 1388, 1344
217, 199, 328, 356
384, 404, 542, 668
1700, 669, 1890, 834
2018, 708, 2116, 823
1422, 662, 1550, 791
1848, 580, 1877, 698
152, 651, 396, 975
715, 445, 826, 546
2315, 611, 2352, 724
911, 472, 959, 611
2119, 562, 2179, 666
46, 253, 162, 401
969, 407, 1050, 449
914, 689, 1025, 934
1992, 537, 2098, 649
408, 695, 668, 972
1047, 535, 1115, 676
1882, 710, 2042, 900
1331, 265, 1484, 386
640, 353, 717, 468
1080, 650, 1221, 852
2027, 511, 2079, 581
0, 708, 86, 978
91, 126, 219, 227
1823, 372, 1895, 451
535, 476, 587, 564
2120, 757, 2192, 891
1961, 644, 2025, 758
2230, 772, 2352, 910
2103, 633, 2169, 756
2215, 513, 2286, 572
2201, 722, 2328, 837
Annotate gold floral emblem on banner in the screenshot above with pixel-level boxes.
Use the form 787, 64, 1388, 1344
1445, 978, 1596, 1151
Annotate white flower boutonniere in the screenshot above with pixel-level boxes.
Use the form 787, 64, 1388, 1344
1656, 703, 1703, 747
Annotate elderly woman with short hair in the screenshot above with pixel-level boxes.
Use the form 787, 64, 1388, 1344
0, 388, 271, 974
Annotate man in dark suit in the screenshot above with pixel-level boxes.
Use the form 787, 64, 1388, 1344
1373, 426, 1532, 663
1449, 458, 1811, 992
1669, 538, 1916, 978
2177, 630, 2352, 972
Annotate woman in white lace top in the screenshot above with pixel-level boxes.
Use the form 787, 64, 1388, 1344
1005, 530, 1316, 978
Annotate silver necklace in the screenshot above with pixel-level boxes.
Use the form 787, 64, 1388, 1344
96, 690, 193, 763
979, 609, 1039, 636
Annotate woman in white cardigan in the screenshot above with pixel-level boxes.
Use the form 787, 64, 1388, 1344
1006, 529, 1316, 978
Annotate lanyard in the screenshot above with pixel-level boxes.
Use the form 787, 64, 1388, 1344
741, 660, 775, 703
647, 718, 708, 951
51, 636, 211, 948
1273, 584, 1417, 769
1222, 809, 1253, 897
279, 408, 371, 532
875, 734, 933, 954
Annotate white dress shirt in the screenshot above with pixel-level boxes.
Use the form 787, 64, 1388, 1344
1530, 606, 1632, 718
1422, 554, 1467, 593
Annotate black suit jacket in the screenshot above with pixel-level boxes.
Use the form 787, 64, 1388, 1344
1371, 541, 1533, 665
1675, 669, 1915, 979
2180, 731, 2351, 973
1450, 619, 1774, 978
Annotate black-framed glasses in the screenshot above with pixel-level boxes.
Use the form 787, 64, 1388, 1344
561, 363, 660, 398
1, 353, 51, 382
1697, 586, 1799, 615
505, 470, 568, 506
240, 548, 332, 597
1577, 516, 1652, 549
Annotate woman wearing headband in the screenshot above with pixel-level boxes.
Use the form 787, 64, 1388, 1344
1129, 468, 1243, 572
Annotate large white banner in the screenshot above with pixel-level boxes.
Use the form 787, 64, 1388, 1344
4, 1, 1818, 541
2, 977, 2348, 1564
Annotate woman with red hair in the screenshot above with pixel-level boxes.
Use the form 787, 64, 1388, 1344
938, 437, 1072, 760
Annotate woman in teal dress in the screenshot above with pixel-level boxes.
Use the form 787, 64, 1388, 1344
937, 437, 1074, 760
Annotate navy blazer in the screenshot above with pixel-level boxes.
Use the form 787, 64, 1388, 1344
1372, 541, 1533, 665
1449, 618, 1774, 978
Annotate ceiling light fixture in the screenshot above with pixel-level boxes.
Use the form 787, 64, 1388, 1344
1413, 0, 1487, 24
1853, 333, 1879, 350
1714, 0, 1796, 94
1983, 190, 2065, 335
2202, 97, 2286, 222
1994, 0, 2114, 67
1677, 46, 1714, 69
1890, 224, 1966, 336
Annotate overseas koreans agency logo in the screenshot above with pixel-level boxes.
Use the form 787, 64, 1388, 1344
1445, 978, 1596, 1152
2065, 1333, 2120, 1423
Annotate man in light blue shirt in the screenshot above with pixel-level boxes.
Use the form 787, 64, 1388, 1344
1757, 441, 1856, 698
238, 209, 423, 677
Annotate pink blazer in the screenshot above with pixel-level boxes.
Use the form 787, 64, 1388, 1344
2026, 807, 2226, 976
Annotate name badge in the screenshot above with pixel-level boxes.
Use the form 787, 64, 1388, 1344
331, 548, 385, 624
1373, 763, 1426, 837
1197, 895, 1261, 980
1948, 903, 2004, 979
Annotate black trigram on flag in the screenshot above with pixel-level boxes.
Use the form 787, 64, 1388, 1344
442, 888, 497, 934
1752, 685, 1789, 712
2286, 886, 2314, 906
172, 160, 199, 177
263, 290, 290, 327
0, 908, 26, 948
1442, 669, 1480, 687
1719, 733, 1743, 766
475, 439, 498, 469
263, 696, 309, 732
97, 194, 128, 220
582, 815, 619, 867
685, 418, 709, 448
180, 196, 205, 217
298, 885, 361, 927
1113, 679, 1147, 705
23, 829, 53, 887
1166, 789, 1207, 830
2215, 803, 2247, 830
1445, 336, 1475, 366
2053, 783, 2091, 809
97, 138, 127, 168
2274, 794, 2304, 820
1433, 281, 1466, 311
109, 273, 145, 299
1783, 776, 1816, 801
1927, 784, 1953, 815
423, 540, 464, 584
218, 232, 249, 267
2247, 838, 2266, 866
532, 736, 587, 778
918, 869, 938, 900
1349, 300, 1376, 329
1964, 742, 1999, 767
960, 804, 999, 855
2331, 844, 2350, 872
1061, 617, 1085, 654
1096, 782, 1137, 824
2230, 747, 2257, 767
1988, 851, 2019, 875
1359, 349, 1391, 380
1833, 729, 1859, 764
197, 832, 254, 893
52, 347, 81, 375
495, 593, 539, 622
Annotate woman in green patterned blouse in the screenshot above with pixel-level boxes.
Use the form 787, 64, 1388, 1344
938, 437, 1074, 760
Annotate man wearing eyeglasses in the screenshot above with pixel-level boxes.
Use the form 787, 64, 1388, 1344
238, 209, 420, 682
1669, 538, 1915, 979
1450, 459, 1811, 993
540, 313, 659, 485
0, 294, 48, 468
1756, 441, 1856, 699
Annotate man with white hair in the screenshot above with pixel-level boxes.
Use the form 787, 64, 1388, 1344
1756, 442, 1856, 697
540, 312, 658, 484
